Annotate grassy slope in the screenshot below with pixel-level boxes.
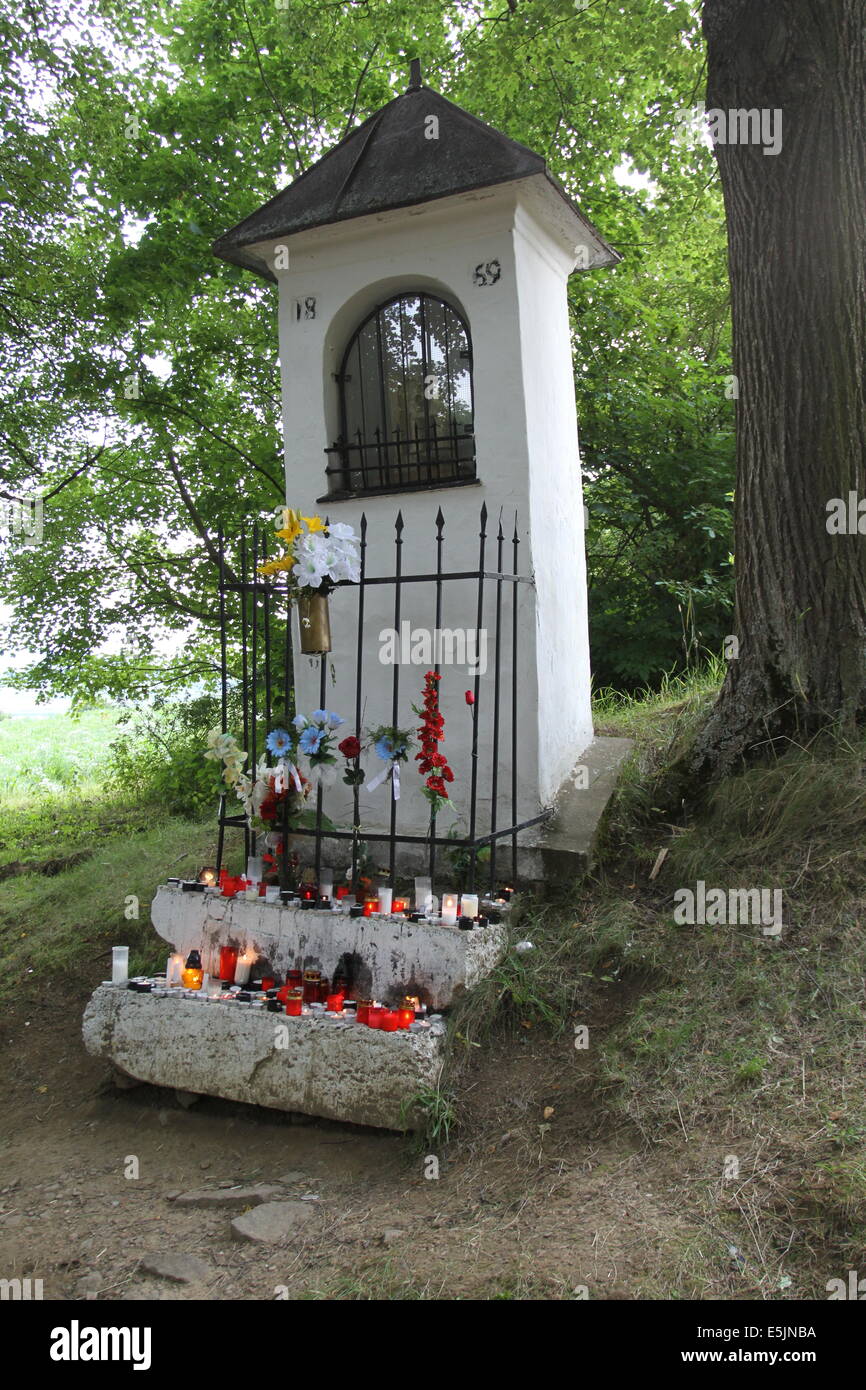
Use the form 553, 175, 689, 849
2, 683, 864, 1295
444, 671, 866, 1296
0, 709, 121, 803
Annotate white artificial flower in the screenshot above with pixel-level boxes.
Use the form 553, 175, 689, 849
327, 522, 356, 541
307, 762, 338, 789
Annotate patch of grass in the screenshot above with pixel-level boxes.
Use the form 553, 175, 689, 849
297, 1261, 434, 1300
405, 1085, 457, 1148
0, 708, 121, 803
0, 816, 219, 996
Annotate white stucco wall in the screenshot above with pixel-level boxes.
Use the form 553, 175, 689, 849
244, 178, 593, 847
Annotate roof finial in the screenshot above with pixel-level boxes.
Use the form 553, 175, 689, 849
408, 57, 422, 91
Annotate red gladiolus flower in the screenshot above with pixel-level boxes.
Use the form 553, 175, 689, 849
416, 671, 453, 811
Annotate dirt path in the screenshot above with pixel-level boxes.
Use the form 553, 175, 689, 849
0, 981, 745, 1301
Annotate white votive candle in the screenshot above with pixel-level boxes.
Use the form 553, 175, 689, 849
414, 876, 432, 911
378, 886, 393, 915
459, 894, 479, 920
112, 946, 129, 984
234, 951, 254, 985
167, 953, 184, 986
319, 874, 333, 900
441, 893, 458, 926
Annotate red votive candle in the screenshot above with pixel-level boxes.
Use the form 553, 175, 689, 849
395, 1005, 414, 1029
326, 993, 344, 1013
366, 1006, 384, 1029
219, 946, 238, 981
335, 886, 350, 900
392, 898, 409, 914
302, 970, 321, 1004
261, 976, 275, 992
379, 1009, 399, 1032
363, 898, 378, 917
356, 1000, 372, 1025
286, 988, 303, 1017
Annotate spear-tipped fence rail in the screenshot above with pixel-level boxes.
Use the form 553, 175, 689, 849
214, 504, 550, 897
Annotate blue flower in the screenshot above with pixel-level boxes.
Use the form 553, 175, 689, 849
375, 735, 405, 761
266, 727, 292, 757
326, 711, 345, 729
292, 713, 308, 731
311, 709, 329, 725
300, 726, 325, 755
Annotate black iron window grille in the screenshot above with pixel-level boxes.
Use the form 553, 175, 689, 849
323, 292, 476, 500
214, 505, 549, 897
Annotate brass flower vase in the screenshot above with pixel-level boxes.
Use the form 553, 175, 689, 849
297, 590, 331, 654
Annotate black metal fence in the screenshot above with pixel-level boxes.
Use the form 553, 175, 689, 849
214, 504, 548, 896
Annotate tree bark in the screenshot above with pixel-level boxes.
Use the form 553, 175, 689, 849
693, 0, 866, 778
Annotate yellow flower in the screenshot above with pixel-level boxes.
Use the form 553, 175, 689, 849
275, 507, 304, 544
258, 555, 295, 576
302, 514, 326, 533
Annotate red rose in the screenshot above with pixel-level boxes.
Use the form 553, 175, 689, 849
465, 690, 475, 705
338, 735, 361, 759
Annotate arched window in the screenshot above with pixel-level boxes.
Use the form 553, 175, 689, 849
325, 292, 475, 498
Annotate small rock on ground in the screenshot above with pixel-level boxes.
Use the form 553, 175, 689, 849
173, 1184, 285, 1210
231, 1201, 316, 1245
138, 1253, 213, 1284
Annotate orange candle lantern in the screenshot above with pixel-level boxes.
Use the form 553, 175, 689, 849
181, 950, 203, 990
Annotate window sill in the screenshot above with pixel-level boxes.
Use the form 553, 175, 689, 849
317, 477, 482, 505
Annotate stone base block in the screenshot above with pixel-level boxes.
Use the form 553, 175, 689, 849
152, 884, 506, 1011
83, 985, 445, 1131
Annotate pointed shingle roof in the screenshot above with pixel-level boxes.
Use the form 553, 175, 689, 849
213, 67, 618, 280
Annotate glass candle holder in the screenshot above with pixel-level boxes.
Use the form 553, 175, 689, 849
366, 1006, 384, 1029
234, 951, 255, 986
111, 946, 129, 985
286, 988, 303, 1017
379, 1009, 400, 1033
219, 945, 239, 981
441, 893, 459, 926
181, 950, 203, 990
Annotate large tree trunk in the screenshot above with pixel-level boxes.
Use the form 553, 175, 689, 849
693, 0, 866, 778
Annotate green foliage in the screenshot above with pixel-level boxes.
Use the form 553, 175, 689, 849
105, 693, 229, 820
0, 0, 732, 700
